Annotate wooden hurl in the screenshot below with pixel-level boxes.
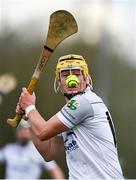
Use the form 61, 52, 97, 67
7, 10, 78, 127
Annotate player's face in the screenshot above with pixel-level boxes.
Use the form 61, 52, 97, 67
59, 69, 88, 94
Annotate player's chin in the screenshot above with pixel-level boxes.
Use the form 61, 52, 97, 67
66, 87, 79, 94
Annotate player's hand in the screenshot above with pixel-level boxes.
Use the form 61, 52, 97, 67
18, 87, 36, 111
15, 103, 28, 120
16, 102, 24, 115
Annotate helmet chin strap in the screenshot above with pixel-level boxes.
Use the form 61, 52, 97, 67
64, 84, 89, 100
64, 91, 83, 100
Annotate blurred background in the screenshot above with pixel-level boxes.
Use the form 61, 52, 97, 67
0, 0, 136, 178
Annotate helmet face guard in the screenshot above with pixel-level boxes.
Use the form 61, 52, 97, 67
55, 54, 89, 80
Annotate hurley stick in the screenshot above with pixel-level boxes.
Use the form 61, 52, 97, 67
7, 10, 78, 127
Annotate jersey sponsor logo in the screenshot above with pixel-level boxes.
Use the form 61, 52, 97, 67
64, 131, 78, 153
67, 99, 80, 110
65, 139, 78, 153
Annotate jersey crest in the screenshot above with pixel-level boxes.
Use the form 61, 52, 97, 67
67, 99, 80, 110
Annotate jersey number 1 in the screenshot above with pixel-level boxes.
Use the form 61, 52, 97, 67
106, 111, 117, 147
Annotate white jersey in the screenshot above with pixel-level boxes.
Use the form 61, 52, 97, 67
57, 86, 124, 179
0, 141, 57, 179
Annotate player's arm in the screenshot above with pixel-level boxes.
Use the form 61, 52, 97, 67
29, 126, 65, 161
28, 110, 69, 141
17, 88, 69, 160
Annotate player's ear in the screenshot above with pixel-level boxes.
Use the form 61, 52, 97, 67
85, 75, 90, 85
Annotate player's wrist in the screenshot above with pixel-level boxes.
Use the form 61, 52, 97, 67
25, 104, 36, 117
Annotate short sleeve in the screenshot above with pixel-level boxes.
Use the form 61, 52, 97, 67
56, 94, 94, 129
